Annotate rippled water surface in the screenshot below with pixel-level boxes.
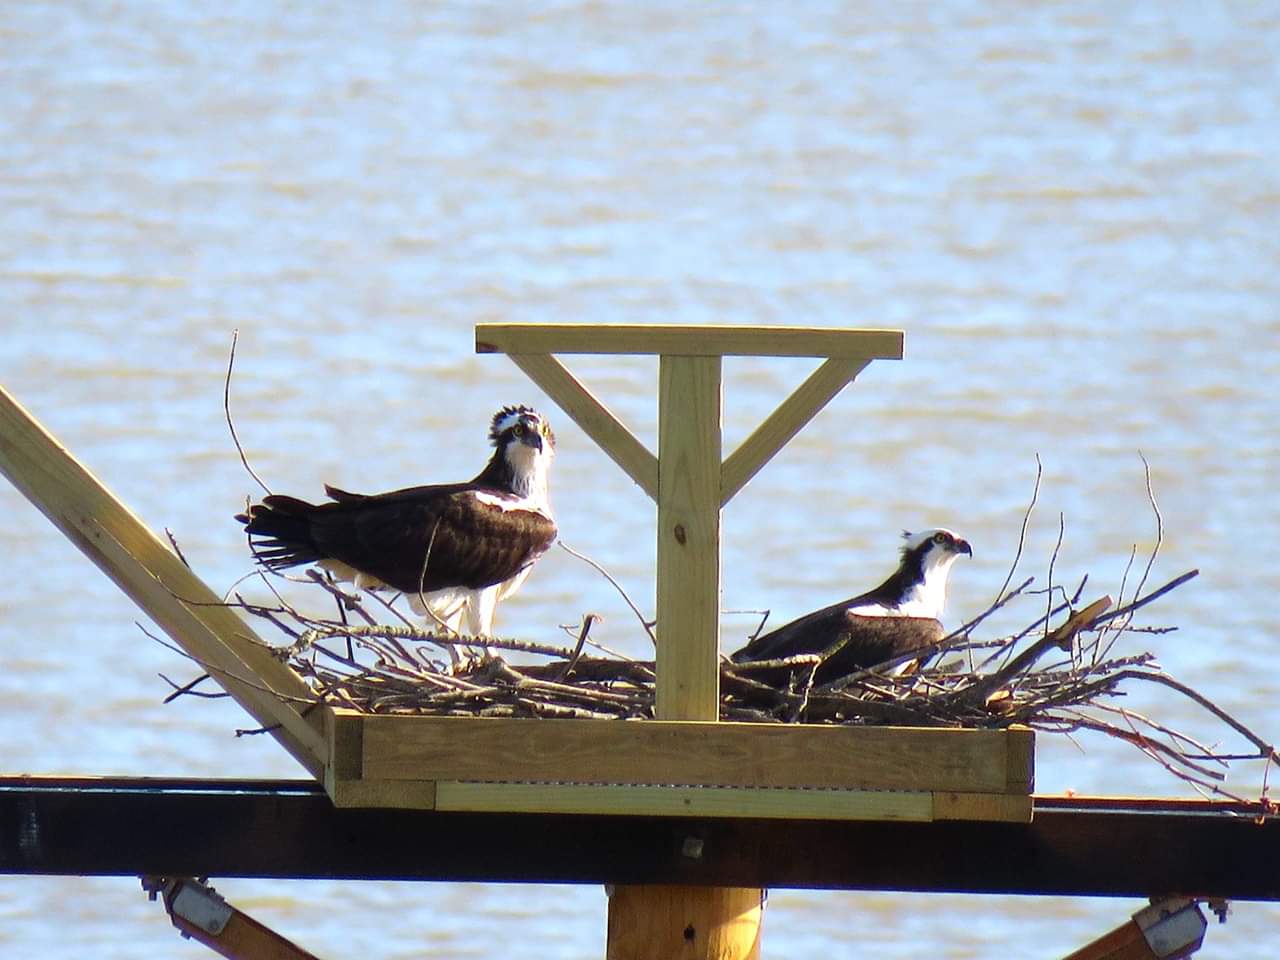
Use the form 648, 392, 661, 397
2, 2, 1278, 956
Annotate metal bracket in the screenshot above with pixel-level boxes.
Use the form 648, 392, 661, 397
141, 877, 233, 936
171, 880, 234, 936
1134, 897, 1210, 959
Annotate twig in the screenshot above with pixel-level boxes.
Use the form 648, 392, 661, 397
139, 622, 318, 708
224, 329, 272, 497
159, 673, 229, 702
165, 528, 192, 569
1132, 451, 1163, 604
963, 596, 1113, 705
1090, 570, 1200, 627
1044, 512, 1065, 647
559, 540, 657, 647
1113, 670, 1280, 760
994, 455, 1041, 605
555, 614, 601, 680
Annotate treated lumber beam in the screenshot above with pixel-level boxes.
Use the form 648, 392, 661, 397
476, 323, 904, 359
149, 877, 323, 960
432, 783, 936, 821
3, 779, 1278, 901
0, 385, 324, 775
1062, 898, 1208, 960
720, 356, 871, 505
655, 355, 722, 721
355, 715, 1033, 794
505, 352, 659, 500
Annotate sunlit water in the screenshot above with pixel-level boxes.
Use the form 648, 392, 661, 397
1, 1, 1278, 956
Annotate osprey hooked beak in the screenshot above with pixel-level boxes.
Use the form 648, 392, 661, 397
514, 420, 544, 452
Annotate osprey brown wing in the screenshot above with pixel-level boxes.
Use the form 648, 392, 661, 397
238, 485, 557, 594
732, 603, 943, 684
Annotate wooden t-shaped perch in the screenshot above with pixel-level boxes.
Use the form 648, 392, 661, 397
476, 324, 903, 720
479, 324, 903, 959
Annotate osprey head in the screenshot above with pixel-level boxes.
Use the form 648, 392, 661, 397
490, 405, 556, 455
486, 405, 555, 506
893, 527, 972, 619
901, 528, 972, 564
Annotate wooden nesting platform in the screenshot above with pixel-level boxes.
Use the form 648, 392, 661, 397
0, 324, 1032, 834
322, 708, 1035, 823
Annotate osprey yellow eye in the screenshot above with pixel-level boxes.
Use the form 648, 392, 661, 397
514, 423, 527, 436
934, 532, 948, 545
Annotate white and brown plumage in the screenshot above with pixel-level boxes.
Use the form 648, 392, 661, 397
236, 406, 557, 636
730, 528, 972, 683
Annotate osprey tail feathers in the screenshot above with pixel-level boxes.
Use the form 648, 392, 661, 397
235, 495, 325, 570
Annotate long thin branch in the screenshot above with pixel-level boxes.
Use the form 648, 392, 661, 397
994, 455, 1041, 606
962, 596, 1112, 705
1090, 570, 1199, 627
1113, 669, 1279, 759
224, 329, 271, 497
558, 540, 657, 647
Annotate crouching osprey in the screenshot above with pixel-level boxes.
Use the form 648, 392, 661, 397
236, 405, 557, 637
730, 528, 972, 684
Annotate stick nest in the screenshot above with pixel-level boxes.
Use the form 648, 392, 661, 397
192, 559, 1273, 803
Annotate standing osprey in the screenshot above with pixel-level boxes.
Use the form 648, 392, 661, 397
730, 528, 972, 684
236, 405, 557, 637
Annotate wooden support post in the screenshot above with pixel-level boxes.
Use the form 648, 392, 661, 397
475, 325, 906, 960
609, 355, 762, 960
607, 886, 762, 960
655, 355, 722, 721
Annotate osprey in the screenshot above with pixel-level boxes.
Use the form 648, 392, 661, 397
730, 528, 972, 684
236, 405, 557, 637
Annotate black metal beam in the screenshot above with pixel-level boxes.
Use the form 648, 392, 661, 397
1, 777, 1276, 901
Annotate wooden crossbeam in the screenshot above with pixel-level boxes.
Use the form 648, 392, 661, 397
0, 385, 325, 776
477, 323, 904, 359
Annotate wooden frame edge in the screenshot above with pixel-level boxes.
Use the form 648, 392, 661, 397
435, 782, 934, 821
476, 324, 905, 359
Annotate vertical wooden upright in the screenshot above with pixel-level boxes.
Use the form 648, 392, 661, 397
610, 354, 764, 959
475, 324, 905, 959
655, 355, 722, 722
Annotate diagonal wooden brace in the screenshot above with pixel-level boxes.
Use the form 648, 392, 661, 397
0, 385, 325, 776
